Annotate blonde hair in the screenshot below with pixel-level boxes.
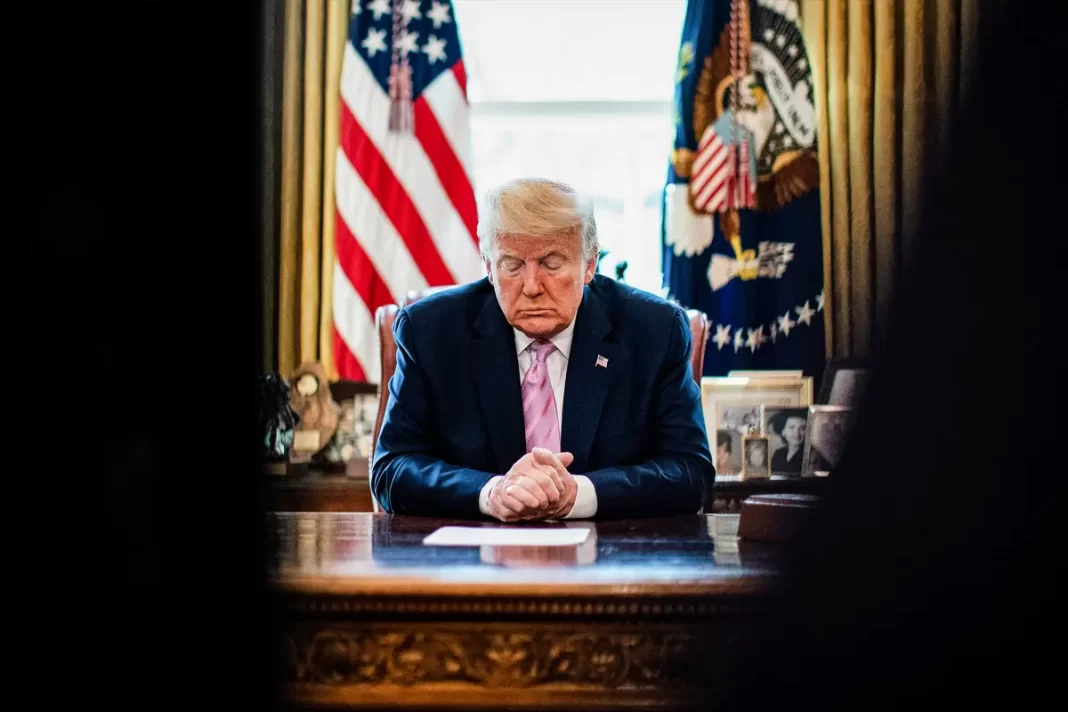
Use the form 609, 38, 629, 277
476, 178, 599, 260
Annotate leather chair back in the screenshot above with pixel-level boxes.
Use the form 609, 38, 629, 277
370, 285, 454, 462
685, 308, 709, 386
372, 304, 401, 469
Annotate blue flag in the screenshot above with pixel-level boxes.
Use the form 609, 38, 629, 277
662, 0, 824, 376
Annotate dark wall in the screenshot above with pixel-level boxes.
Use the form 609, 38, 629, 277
723, 2, 1062, 708
14, 1, 278, 708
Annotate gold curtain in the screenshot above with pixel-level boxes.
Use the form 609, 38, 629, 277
277, 0, 349, 379
801, 0, 984, 359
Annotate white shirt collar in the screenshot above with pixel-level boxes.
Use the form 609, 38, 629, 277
513, 318, 575, 360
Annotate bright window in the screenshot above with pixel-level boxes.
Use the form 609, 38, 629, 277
454, 0, 687, 295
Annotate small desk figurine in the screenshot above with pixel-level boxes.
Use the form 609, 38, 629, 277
257, 372, 299, 466
320, 399, 359, 464
288, 362, 339, 459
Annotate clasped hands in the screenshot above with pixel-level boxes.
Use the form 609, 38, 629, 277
487, 447, 577, 522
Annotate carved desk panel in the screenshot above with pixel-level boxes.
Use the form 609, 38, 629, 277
269, 513, 784, 710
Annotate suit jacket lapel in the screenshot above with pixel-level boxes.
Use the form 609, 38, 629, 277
561, 287, 619, 474
470, 295, 526, 474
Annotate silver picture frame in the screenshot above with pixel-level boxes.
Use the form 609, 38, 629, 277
802, 404, 856, 477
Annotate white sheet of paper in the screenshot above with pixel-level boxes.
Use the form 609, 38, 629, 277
423, 526, 590, 547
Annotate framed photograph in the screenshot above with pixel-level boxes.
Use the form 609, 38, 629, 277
802, 405, 857, 476
702, 376, 813, 479
817, 359, 872, 406
762, 407, 810, 477
728, 370, 803, 379
741, 435, 771, 479
714, 403, 763, 478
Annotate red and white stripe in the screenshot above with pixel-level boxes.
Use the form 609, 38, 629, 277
691, 125, 757, 214
691, 125, 731, 213
333, 42, 482, 382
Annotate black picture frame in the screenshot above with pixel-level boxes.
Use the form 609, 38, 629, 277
816, 358, 872, 406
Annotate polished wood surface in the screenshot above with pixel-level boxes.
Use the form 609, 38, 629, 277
271, 513, 783, 710
270, 512, 780, 596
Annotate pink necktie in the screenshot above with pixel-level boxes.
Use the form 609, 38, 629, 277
522, 340, 560, 453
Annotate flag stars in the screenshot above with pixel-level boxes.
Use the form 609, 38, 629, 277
397, 28, 420, 56
787, 44, 798, 58
427, 0, 452, 28
797, 58, 807, 70
362, 27, 387, 56
776, 34, 787, 47
711, 291, 824, 356
352, 1, 361, 15
764, 28, 775, 42
778, 310, 797, 337
713, 324, 732, 350
746, 326, 765, 352
422, 33, 448, 63
400, 0, 422, 25
368, 0, 391, 21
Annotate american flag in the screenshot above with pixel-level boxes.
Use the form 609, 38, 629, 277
690, 112, 756, 214
334, 0, 482, 381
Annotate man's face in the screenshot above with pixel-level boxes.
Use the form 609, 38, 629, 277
485, 231, 596, 338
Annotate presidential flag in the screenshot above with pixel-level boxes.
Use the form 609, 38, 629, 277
662, 0, 824, 376
334, 0, 482, 381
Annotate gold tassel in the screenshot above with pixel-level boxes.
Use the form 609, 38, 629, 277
388, 61, 413, 133
388, 5, 414, 133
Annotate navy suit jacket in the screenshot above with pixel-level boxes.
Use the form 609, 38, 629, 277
371, 275, 714, 519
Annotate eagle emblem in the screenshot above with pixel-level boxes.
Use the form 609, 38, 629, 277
673, 0, 819, 216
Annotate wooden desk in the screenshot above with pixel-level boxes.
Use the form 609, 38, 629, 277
263, 465, 827, 515
264, 459, 373, 512
710, 476, 828, 512
270, 513, 784, 710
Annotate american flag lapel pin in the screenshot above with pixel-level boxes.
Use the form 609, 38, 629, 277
595, 355, 609, 368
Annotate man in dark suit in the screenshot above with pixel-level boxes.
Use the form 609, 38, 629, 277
372, 178, 713, 521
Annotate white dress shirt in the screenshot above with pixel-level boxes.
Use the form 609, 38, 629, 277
478, 319, 598, 519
